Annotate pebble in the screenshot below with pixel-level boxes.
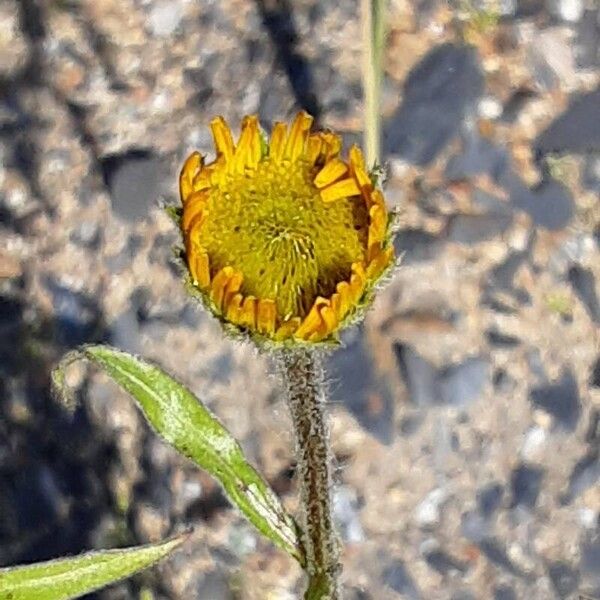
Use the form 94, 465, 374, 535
438, 356, 490, 408
414, 487, 447, 527
510, 463, 544, 509
536, 87, 600, 155
568, 265, 600, 324
548, 0, 585, 23
529, 369, 581, 430
381, 560, 421, 599
548, 562, 580, 598
148, 1, 184, 37
328, 329, 395, 443
333, 485, 364, 544
520, 426, 547, 462
385, 43, 483, 165
102, 151, 163, 222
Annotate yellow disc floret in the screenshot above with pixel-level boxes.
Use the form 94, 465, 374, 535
179, 111, 394, 343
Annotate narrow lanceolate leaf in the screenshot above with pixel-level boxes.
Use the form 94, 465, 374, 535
52, 345, 304, 565
0, 535, 185, 600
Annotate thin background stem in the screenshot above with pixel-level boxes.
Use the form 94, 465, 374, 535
361, 0, 386, 167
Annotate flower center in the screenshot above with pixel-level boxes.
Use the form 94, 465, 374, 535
200, 157, 368, 319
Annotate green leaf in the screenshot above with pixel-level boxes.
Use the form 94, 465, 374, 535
0, 535, 185, 600
52, 345, 304, 565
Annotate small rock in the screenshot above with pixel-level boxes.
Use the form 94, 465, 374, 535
148, 1, 184, 37
581, 535, 600, 585
548, 562, 580, 598
563, 451, 600, 502
478, 538, 527, 577
394, 344, 438, 407
333, 486, 364, 544
535, 87, 600, 156
494, 586, 517, 600
102, 150, 163, 222
575, 9, 600, 69
421, 540, 468, 574
69, 221, 102, 250
568, 265, 600, 324
520, 426, 547, 462
193, 570, 233, 599
548, 0, 585, 23
44, 277, 101, 345
529, 369, 581, 430
438, 356, 490, 408
393, 229, 444, 264
447, 212, 513, 244
385, 43, 484, 165
415, 487, 447, 528
381, 560, 421, 599
529, 28, 577, 90
510, 463, 544, 509
477, 482, 504, 518
485, 327, 521, 347
445, 135, 509, 181
507, 175, 574, 231
461, 510, 490, 543
591, 360, 600, 388
583, 155, 600, 194
328, 329, 395, 443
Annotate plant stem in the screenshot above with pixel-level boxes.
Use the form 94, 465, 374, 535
279, 349, 341, 599
361, 0, 386, 167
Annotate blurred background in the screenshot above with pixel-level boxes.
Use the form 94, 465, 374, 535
1, 0, 599, 598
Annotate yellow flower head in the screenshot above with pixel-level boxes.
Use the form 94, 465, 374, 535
178, 111, 394, 344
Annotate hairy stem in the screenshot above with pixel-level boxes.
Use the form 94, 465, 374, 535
279, 349, 341, 599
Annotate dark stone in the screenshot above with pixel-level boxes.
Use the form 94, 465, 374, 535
106, 234, 143, 273
501, 88, 537, 123
399, 413, 423, 436
529, 370, 581, 430
548, 562, 580, 598
535, 87, 600, 156
384, 43, 484, 165
394, 344, 439, 407
438, 356, 490, 408
424, 548, 468, 575
507, 176, 574, 231
583, 155, 600, 194
515, 0, 545, 17
477, 482, 504, 518
69, 221, 102, 250
510, 463, 544, 509
494, 586, 517, 600
109, 307, 141, 354
581, 535, 600, 582
327, 329, 395, 444
485, 328, 521, 347
451, 593, 476, 600
568, 265, 600, 324
445, 135, 510, 181
493, 369, 516, 393
43, 277, 102, 346
563, 451, 600, 503
478, 538, 528, 577
586, 409, 600, 444
461, 510, 490, 543
194, 570, 232, 599
101, 149, 163, 222
489, 249, 530, 290
575, 10, 600, 69
382, 560, 421, 599
393, 229, 444, 264
447, 212, 513, 244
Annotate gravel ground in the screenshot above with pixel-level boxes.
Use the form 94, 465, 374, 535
1, 0, 599, 598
